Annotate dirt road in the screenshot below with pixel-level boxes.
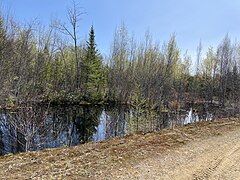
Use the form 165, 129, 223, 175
1, 119, 240, 179
110, 122, 240, 180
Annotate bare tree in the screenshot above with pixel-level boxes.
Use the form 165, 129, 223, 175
217, 35, 232, 107
4, 104, 51, 152
191, 40, 202, 105
201, 46, 218, 104
55, 1, 85, 91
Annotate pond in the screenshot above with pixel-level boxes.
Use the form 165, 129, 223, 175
0, 105, 213, 155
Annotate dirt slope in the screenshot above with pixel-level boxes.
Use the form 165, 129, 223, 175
0, 118, 240, 179
112, 122, 240, 180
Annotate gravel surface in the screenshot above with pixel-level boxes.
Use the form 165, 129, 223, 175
109, 121, 240, 180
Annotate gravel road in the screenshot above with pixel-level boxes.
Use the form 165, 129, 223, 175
110, 124, 240, 180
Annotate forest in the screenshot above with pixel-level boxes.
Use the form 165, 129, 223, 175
0, 4, 239, 115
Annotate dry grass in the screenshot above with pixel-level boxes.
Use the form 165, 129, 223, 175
0, 118, 240, 179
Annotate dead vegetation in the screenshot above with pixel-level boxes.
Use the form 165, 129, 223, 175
0, 118, 240, 179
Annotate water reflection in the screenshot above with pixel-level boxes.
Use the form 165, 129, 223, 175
0, 105, 213, 155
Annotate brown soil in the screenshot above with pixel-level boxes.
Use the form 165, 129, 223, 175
0, 118, 240, 179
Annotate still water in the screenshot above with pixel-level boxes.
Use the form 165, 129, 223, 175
0, 105, 212, 155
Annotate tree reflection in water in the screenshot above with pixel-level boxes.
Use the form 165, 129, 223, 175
0, 105, 211, 155
0, 105, 103, 155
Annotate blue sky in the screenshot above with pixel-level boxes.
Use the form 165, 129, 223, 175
1, 0, 240, 59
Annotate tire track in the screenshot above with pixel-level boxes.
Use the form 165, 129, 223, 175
193, 158, 223, 180
193, 144, 240, 180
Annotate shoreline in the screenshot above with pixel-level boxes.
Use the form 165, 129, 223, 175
0, 118, 239, 178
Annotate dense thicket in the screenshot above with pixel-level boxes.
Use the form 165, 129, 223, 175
0, 12, 106, 106
0, 12, 240, 112
107, 24, 240, 112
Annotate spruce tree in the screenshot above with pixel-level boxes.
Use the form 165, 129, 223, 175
82, 25, 105, 100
